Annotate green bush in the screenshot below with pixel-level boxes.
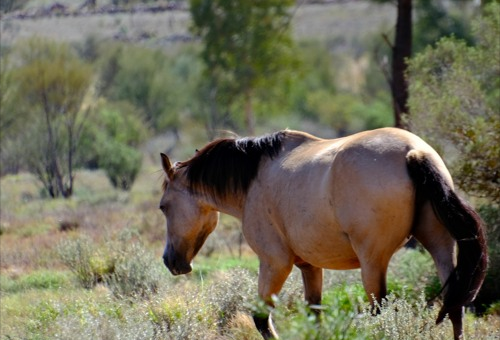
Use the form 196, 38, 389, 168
276, 284, 366, 340
78, 101, 148, 190
475, 204, 500, 313
57, 232, 164, 297
96, 137, 142, 190
407, 3, 500, 204
106, 241, 163, 298
407, 4, 500, 311
58, 236, 114, 289
2, 38, 93, 197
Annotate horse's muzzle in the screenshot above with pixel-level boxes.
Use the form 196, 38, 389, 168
163, 247, 192, 276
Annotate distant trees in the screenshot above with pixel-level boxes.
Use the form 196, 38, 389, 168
0, 39, 152, 196
190, 0, 298, 135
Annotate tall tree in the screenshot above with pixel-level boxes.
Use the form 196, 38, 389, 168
190, 0, 296, 135
391, 0, 412, 128
8, 39, 93, 198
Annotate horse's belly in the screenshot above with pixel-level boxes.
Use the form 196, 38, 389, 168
291, 230, 360, 270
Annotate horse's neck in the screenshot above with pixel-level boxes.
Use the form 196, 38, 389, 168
206, 193, 245, 220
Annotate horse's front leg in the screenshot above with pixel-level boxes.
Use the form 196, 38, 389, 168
254, 259, 293, 340
296, 262, 323, 316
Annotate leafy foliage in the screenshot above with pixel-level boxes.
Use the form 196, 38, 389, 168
407, 4, 500, 310
97, 43, 201, 132
413, 0, 474, 53
407, 3, 500, 204
190, 0, 298, 134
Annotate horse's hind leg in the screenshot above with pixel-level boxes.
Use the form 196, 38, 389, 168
359, 258, 390, 311
413, 202, 456, 286
412, 202, 462, 339
296, 262, 323, 316
297, 262, 323, 306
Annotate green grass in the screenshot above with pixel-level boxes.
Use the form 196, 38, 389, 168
192, 254, 260, 280
0, 270, 72, 294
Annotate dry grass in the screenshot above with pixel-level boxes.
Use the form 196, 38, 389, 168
1, 148, 499, 340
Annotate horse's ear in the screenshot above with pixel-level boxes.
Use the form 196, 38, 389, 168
161, 153, 174, 180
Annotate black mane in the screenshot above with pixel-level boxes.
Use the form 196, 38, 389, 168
180, 131, 286, 200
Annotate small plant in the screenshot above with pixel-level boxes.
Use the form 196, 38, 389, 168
57, 236, 106, 289
57, 231, 165, 298
276, 284, 366, 340
205, 268, 257, 329
106, 241, 163, 298
360, 294, 450, 340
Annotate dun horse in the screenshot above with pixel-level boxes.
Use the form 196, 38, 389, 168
159, 128, 487, 340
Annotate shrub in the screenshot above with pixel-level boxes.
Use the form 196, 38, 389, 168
407, 3, 500, 204
387, 249, 436, 300
360, 294, 451, 340
106, 241, 163, 298
276, 284, 366, 340
57, 231, 164, 297
58, 236, 115, 289
206, 268, 257, 329
475, 204, 500, 313
95, 137, 143, 190
78, 101, 148, 190
407, 4, 500, 310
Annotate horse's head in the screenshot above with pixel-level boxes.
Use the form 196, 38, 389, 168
159, 153, 218, 275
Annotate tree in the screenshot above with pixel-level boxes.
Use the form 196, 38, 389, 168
6, 39, 93, 198
407, 3, 499, 204
190, 0, 297, 135
407, 3, 499, 309
374, 0, 412, 128
391, 0, 412, 128
375, 0, 478, 128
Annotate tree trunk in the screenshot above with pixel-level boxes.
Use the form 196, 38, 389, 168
392, 0, 412, 129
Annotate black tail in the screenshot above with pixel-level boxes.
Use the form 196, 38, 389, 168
406, 150, 488, 324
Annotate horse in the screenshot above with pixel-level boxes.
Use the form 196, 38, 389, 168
158, 128, 487, 340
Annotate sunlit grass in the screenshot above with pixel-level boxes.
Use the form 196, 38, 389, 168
1, 167, 499, 340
